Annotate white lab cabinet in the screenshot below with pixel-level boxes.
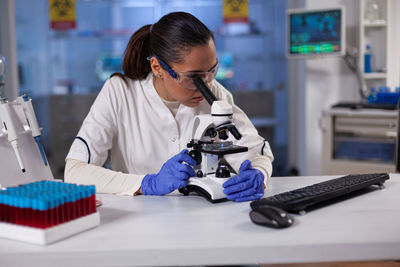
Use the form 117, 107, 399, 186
359, 0, 400, 91
321, 108, 397, 175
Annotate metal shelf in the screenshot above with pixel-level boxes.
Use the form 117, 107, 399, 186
363, 21, 387, 27
363, 72, 387, 79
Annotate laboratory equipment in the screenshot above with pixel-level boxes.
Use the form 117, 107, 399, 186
215, 52, 234, 80
364, 44, 373, 73
0, 180, 100, 245
0, 98, 26, 172
0, 55, 25, 172
0, 94, 53, 180
365, 0, 385, 24
396, 99, 400, 173
0, 55, 5, 89
0, 55, 53, 187
17, 94, 48, 166
0, 95, 53, 187
321, 107, 397, 174
286, 7, 345, 58
179, 77, 248, 202
95, 53, 123, 83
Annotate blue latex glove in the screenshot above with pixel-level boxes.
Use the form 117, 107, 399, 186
222, 160, 264, 202
141, 149, 196, 195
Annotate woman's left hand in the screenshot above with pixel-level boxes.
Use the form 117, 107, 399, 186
222, 160, 264, 202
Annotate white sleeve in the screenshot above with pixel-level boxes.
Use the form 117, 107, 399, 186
66, 78, 119, 166
65, 158, 144, 196
211, 81, 274, 182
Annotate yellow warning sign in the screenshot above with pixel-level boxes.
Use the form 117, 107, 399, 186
49, 0, 76, 30
223, 0, 249, 23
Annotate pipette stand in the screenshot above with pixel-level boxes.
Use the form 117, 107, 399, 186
0, 98, 53, 188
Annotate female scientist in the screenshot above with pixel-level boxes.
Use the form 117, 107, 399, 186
64, 12, 274, 202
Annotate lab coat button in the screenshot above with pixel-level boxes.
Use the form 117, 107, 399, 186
171, 137, 176, 142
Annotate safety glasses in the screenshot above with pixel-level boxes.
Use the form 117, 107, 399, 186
148, 55, 219, 90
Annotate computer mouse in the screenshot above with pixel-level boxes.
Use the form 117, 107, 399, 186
249, 205, 294, 228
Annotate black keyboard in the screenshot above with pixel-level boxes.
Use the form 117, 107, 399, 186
250, 173, 390, 214
332, 102, 397, 110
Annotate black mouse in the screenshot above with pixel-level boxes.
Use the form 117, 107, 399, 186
249, 205, 294, 228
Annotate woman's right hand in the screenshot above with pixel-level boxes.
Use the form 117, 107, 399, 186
141, 149, 196, 195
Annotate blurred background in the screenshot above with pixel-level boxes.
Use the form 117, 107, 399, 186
0, 0, 399, 179
3, 0, 288, 179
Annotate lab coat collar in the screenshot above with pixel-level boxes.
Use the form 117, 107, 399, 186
142, 72, 198, 116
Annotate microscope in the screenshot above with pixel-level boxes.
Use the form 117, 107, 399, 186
179, 78, 248, 203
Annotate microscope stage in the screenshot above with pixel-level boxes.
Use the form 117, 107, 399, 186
200, 143, 248, 156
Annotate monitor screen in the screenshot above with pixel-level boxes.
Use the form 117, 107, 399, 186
287, 7, 345, 58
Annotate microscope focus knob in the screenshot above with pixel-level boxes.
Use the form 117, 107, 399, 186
206, 128, 217, 138
188, 150, 202, 165
218, 129, 229, 140
216, 165, 230, 178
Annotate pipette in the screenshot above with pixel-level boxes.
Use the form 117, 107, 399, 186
0, 99, 26, 172
0, 56, 26, 172
0, 55, 5, 100
18, 95, 48, 165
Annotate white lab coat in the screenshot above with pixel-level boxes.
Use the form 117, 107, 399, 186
65, 73, 273, 195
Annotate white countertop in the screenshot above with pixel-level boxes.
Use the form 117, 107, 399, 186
1, 174, 400, 266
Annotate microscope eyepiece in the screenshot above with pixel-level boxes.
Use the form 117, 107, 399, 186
192, 76, 243, 141
193, 77, 217, 105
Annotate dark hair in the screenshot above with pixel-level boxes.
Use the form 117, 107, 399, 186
111, 12, 214, 82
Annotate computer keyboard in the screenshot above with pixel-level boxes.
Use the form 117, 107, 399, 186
332, 102, 397, 110
250, 173, 390, 214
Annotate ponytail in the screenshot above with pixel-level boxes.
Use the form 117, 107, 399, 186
111, 24, 152, 82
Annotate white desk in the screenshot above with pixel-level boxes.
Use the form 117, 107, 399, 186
1, 174, 400, 266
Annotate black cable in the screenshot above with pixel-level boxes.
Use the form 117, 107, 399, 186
343, 50, 368, 100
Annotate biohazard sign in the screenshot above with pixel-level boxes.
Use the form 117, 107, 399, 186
223, 0, 249, 23
49, 0, 76, 30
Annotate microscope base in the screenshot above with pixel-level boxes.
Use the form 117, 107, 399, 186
179, 176, 231, 203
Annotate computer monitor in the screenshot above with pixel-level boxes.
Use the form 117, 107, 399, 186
286, 7, 345, 58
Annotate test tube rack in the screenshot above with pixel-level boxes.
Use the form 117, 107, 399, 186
0, 180, 100, 245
